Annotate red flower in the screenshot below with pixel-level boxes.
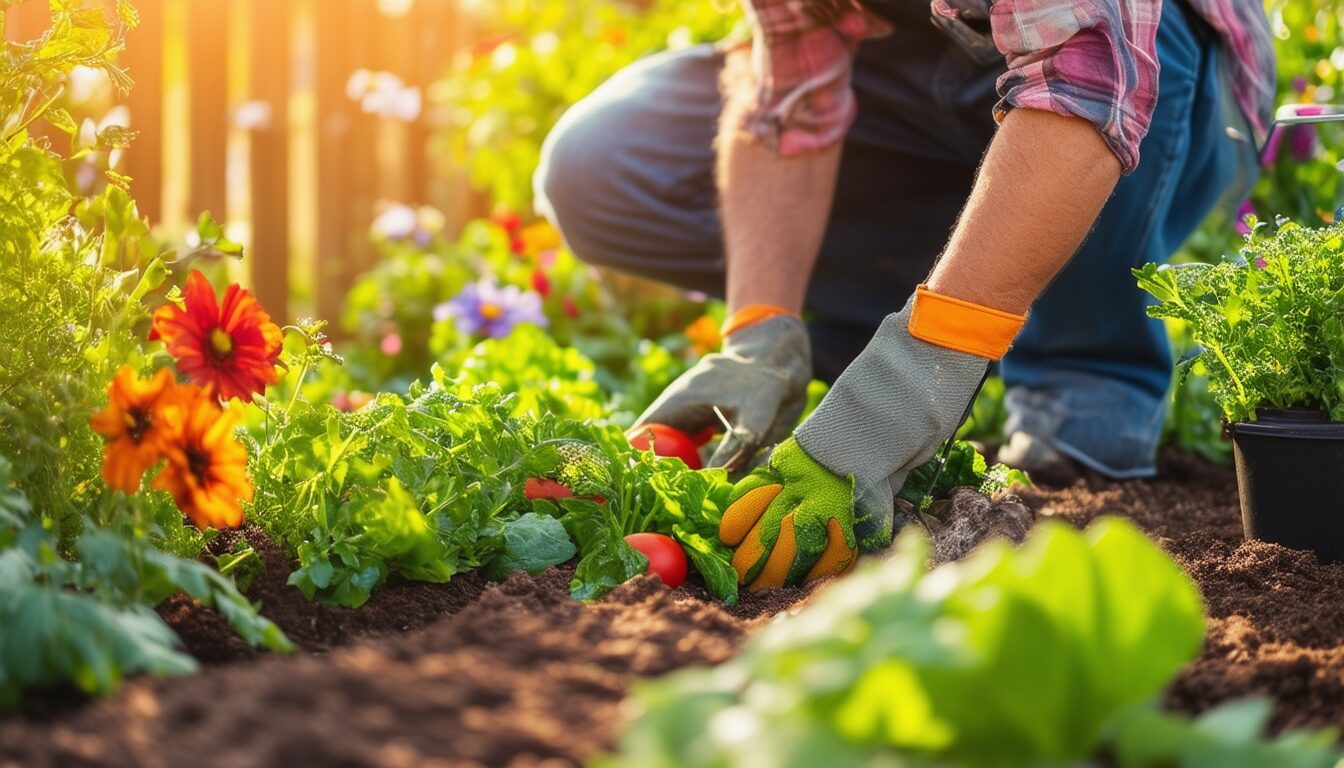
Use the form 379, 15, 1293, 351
491, 208, 522, 235
152, 270, 283, 402
531, 269, 551, 298
564, 296, 580, 319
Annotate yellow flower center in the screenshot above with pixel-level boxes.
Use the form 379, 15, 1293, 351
209, 327, 234, 358
480, 303, 504, 320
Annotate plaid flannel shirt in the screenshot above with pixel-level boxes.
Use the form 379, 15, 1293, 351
740, 0, 1274, 172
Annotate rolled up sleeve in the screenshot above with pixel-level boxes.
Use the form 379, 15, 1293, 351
738, 0, 890, 156
991, 0, 1160, 173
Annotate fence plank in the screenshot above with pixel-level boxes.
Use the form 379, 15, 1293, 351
123, 0, 164, 224
187, 0, 228, 224
372, 2, 411, 207
314, 0, 357, 331
408, 0, 455, 210
247, 0, 291, 323
347, 0, 379, 280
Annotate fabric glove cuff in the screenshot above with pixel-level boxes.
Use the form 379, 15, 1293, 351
721, 304, 801, 337
909, 284, 1026, 360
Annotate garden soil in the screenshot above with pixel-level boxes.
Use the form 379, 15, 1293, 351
5, 451, 1344, 766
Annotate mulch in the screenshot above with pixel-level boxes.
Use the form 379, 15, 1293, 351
3, 450, 1344, 766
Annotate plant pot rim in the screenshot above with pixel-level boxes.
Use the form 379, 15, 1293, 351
1229, 407, 1344, 440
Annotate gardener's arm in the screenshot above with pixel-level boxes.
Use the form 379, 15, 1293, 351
631, 0, 880, 468
718, 53, 842, 313
717, 0, 1164, 590
927, 107, 1121, 314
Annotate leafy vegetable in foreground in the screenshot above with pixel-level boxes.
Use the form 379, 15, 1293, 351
603, 518, 1339, 767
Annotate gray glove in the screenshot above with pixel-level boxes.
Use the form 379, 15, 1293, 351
634, 315, 811, 470
794, 295, 996, 551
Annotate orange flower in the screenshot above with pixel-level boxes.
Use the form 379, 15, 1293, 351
152, 270, 283, 402
685, 314, 721, 356
90, 366, 178, 493
152, 385, 252, 530
518, 221, 562, 256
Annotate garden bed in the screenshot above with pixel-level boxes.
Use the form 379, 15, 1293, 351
4, 450, 1344, 767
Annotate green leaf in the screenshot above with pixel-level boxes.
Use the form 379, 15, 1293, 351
553, 498, 646, 601
483, 512, 576, 579
0, 548, 196, 702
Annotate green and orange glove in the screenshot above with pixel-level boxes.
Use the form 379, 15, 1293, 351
634, 305, 811, 471
718, 436, 865, 589
719, 286, 1027, 590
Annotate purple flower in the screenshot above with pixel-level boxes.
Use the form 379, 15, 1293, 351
1254, 256, 1268, 269
1289, 125, 1317, 162
1288, 106, 1323, 163
1292, 77, 1310, 95
434, 279, 548, 339
1235, 200, 1257, 236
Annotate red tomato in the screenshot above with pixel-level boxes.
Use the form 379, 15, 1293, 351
623, 533, 688, 589
629, 424, 703, 469
523, 477, 574, 501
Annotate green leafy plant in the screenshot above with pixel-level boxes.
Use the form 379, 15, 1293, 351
603, 518, 1340, 767
898, 439, 1030, 512
1136, 219, 1344, 423
431, 0, 740, 208
0, 0, 290, 706
250, 345, 741, 606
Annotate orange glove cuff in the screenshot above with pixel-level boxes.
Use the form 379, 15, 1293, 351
720, 304, 799, 337
908, 284, 1027, 360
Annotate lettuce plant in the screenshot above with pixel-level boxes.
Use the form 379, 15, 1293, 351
604, 519, 1340, 767
1136, 220, 1344, 423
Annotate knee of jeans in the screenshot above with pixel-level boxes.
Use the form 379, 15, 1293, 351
533, 104, 627, 270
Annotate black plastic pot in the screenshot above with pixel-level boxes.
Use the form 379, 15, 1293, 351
1229, 408, 1344, 562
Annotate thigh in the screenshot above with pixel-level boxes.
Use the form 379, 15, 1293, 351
535, 45, 727, 295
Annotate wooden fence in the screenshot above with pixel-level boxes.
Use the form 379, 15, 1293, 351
4, 0, 484, 327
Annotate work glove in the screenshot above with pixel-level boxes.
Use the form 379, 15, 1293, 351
719, 285, 1027, 589
633, 305, 811, 470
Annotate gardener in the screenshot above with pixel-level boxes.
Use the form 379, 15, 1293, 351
535, 0, 1274, 588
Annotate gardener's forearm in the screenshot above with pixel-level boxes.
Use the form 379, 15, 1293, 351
926, 108, 1123, 314
718, 62, 842, 314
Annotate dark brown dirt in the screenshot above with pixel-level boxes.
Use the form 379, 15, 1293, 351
0, 568, 804, 768
5, 450, 1344, 766
175, 525, 493, 659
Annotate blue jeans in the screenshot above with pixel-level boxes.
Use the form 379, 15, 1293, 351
535, 1, 1259, 478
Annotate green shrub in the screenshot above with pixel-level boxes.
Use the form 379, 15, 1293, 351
1137, 220, 1344, 423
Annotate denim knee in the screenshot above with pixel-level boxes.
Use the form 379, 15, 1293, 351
533, 101, 622, 269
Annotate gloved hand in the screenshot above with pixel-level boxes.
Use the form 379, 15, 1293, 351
718, 437, 864, 589
719, 286, 1027, 588
633, 305, 811, 470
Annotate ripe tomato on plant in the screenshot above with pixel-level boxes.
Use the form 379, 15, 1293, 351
523, 477, 574, 502
623, 533, 688, 589
629, 423, 703, 469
